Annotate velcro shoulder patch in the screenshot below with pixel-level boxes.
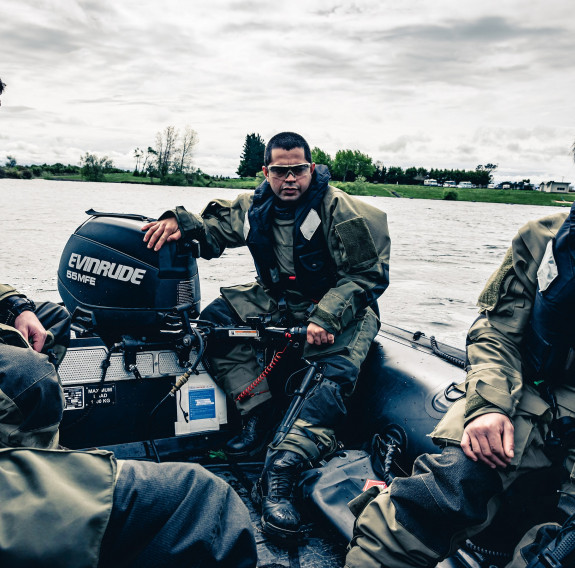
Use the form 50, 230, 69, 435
335, 217, 377, 267
477, 247, 513, 311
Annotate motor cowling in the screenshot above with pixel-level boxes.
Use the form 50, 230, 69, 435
57, 211, 201, 334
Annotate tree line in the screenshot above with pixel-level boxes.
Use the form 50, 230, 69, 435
0, 125, 202, 184
237, 132, 499, 187
131, 125, 199, 184
77, 125, 201, 183
0, 128, 534, 189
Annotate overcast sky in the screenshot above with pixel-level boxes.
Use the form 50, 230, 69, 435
2, 0, 575, 183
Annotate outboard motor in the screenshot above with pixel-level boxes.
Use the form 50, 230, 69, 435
58, 210, 201, 337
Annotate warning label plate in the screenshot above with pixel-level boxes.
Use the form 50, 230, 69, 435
63, 384, 116, 410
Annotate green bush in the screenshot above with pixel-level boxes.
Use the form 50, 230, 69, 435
162, 173, 188, 186
21, 169, 33, 179
5, 169, 21, 179
332, 176, 373, 196
186, 172, 209, 187
348, 176, 372, 195
31, 167, 43, 177
80, 153, 112, 182
443, 188, 458, 200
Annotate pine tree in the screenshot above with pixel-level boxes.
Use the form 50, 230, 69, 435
237, 133, 265, 177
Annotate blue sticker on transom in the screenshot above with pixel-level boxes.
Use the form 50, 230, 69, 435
188, 388, 216, 420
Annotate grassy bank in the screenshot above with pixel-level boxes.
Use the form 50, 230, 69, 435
333, 182, 575, 207
36, 174, 575, 207
212, 178, 575, 207
44, 172, 153, 184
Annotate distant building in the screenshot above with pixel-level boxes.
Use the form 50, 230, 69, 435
540, 181, 571, 193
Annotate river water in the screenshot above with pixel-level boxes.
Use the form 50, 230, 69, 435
0, 178, 564, 349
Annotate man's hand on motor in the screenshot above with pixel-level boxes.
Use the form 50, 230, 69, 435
307, 322, 335, 346
141, 216, 181, 251
461, 412, 514, 469
14, 311, 47, 352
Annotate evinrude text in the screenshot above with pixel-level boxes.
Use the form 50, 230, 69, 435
67, 253, 147, 286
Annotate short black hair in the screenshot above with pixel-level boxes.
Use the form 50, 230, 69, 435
264, 132, 312, 166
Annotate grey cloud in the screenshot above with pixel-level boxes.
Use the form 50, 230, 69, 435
528, 144, 572, 160
390, 16, 559, 43
224, 14, 571, 93
506, 142, 521, 152
476, 126, 570, 144
2, 24, 82, 54
378, 135, 415, 153
69, 96, 160, 107
313, 3, 371, 18
255, 39, 417, 100
455, 144, 476, 155
330, 16, 575, 87
271, 46, 358, 81
2, 106, 36, 113
228, 0, 268, 12
314, 6, 340, 17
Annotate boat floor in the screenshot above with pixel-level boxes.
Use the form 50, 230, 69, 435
206, 461, 469, 568
206, 462, 348, 567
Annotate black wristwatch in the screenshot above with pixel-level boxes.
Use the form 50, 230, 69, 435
0, 296, 36, 327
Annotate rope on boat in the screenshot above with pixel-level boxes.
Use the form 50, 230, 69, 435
429, 335, 466, 369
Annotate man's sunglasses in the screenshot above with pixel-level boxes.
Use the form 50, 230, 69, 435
267, 163, 311, 179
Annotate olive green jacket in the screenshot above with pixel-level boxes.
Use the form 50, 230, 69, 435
0, 448, 116, 567
0, 284, 31, 347
0, 285, 116, 567
0, 283, 22, 304
167, 185, 391, 334
432, 211, 572, 445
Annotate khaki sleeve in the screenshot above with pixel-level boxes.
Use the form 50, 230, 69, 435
0, 284, 21, 304
463, 214, 563, 423
165, 193, 253, 260
308, 190, 390, 334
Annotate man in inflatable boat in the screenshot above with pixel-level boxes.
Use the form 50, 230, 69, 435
345, 205, 575, 567
142, 131, 391, 540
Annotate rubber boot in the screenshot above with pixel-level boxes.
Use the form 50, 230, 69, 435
525, 513, 575, 567
225, 403, 273, 457
252, 450, 305, 540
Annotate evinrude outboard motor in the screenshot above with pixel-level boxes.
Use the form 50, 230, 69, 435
58, 210, 201, 337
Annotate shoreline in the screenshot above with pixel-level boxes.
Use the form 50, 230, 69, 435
2, 176, 573, 208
